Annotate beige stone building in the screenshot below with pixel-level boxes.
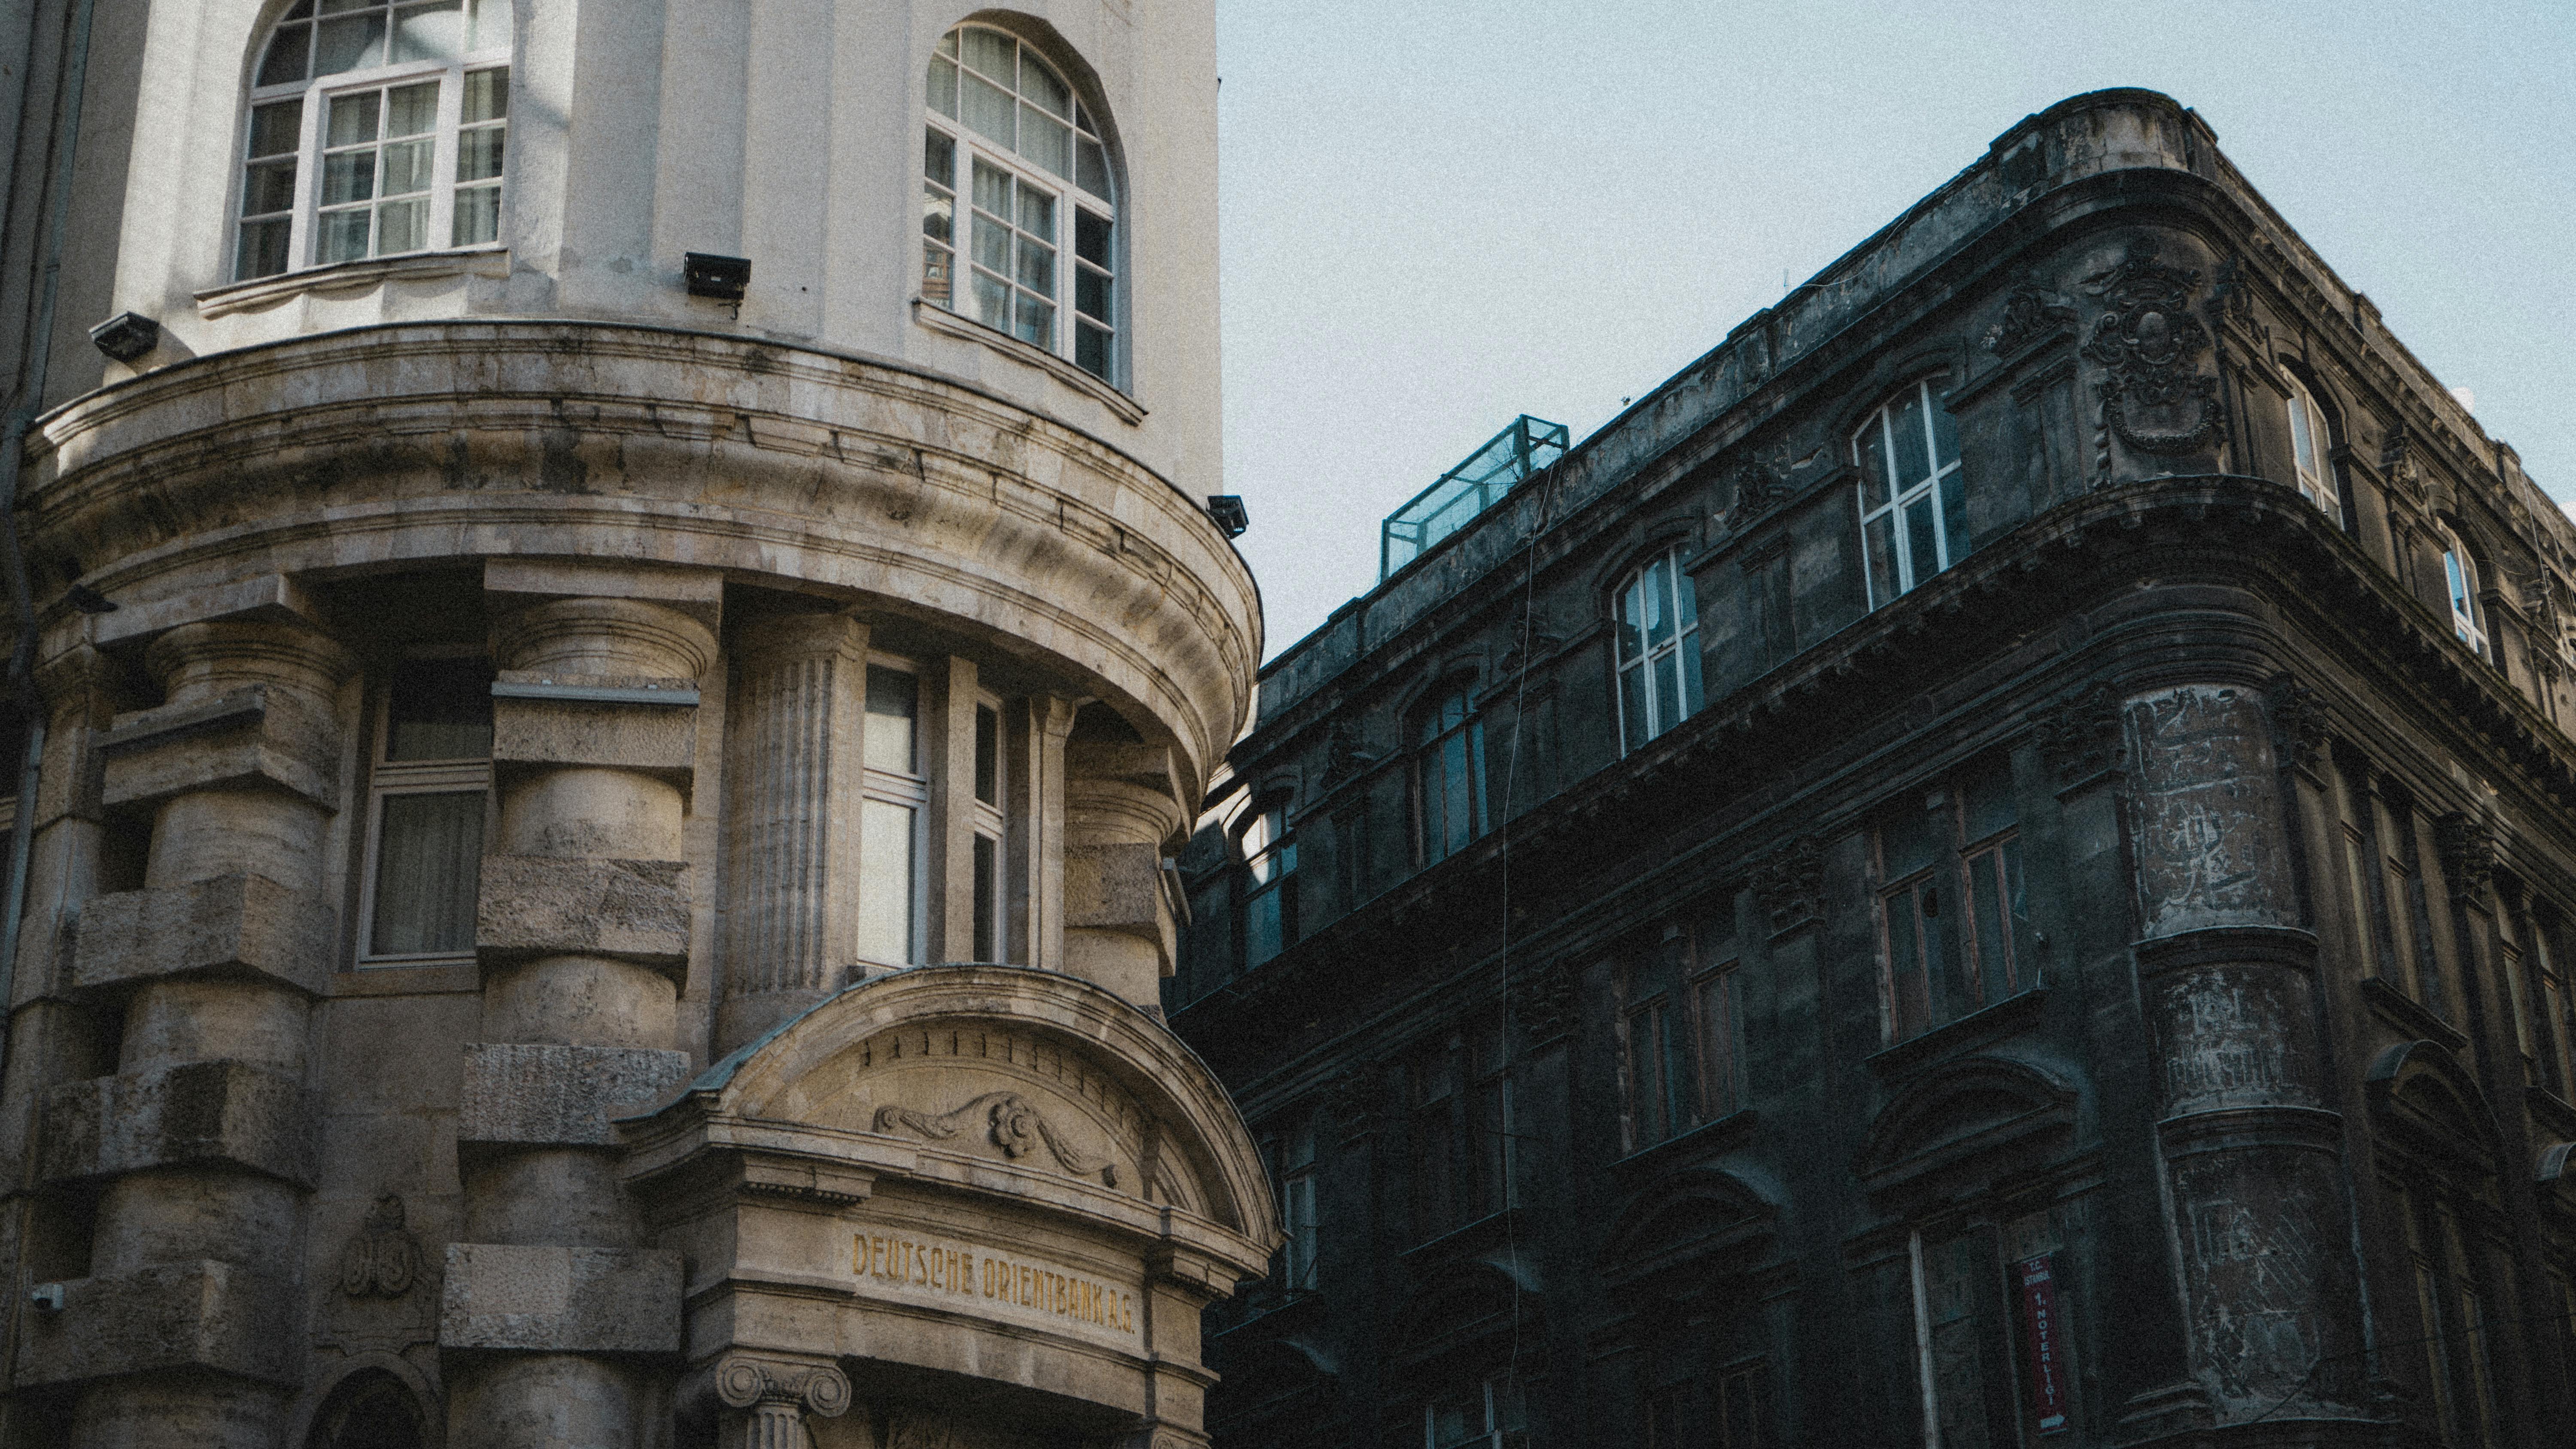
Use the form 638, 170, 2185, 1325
0, 3, 1274, 1446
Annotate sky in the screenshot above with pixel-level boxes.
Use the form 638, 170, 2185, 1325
1213, 0, 2576, 659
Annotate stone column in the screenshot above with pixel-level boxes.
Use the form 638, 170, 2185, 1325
1063, 737, 1186, 1009
2122, 682, 2366, 1428
709, 1355, 853, 1449
719, 614, 868, 1053
442, 566, 713, 1449
46, 621, 353, 1449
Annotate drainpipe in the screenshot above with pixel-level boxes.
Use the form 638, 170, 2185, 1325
0, 0, 97, 1068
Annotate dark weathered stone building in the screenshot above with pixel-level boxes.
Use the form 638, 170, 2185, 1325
1169, 89, 2576, 1448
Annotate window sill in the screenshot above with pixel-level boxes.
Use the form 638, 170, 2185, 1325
2357, 976, 2469, 1055
1865, 985, 2050, 1079
1611, 1106, 1759, 1176
911, 298, 1145, 426
195, 246, 511, 319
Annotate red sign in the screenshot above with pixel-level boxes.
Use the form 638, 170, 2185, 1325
2014, 1255, 2071, 1434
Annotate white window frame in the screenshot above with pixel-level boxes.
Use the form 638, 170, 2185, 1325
2442, 530, 2490, 660
1612, 548, 1703, 754
2283, 371, 2339, 517
922, 24, 1120, 385
1855, 379, 1969, 607
355, 650, 493, 969
858, 654, 932, 971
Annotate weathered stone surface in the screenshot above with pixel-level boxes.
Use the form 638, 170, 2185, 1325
98, 684, 342, 810
1064, 841, 1164, 934
458, 1043, 693, 1147
13, 1261, 297, 1387
71, 874, 338, 997
492, 682, 700, 776
39, 1061, 314, 1185
438, 1244, 682, 1353
476, 856, 692, 968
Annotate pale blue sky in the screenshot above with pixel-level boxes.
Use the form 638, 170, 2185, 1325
1215, 0, 2576, 656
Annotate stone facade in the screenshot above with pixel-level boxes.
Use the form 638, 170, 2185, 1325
1173, 92, 2576, 1447
0, 3, 1273, 1447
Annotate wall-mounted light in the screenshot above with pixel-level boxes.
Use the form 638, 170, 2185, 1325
89, 312, 160, 363
29, 1283, 64, 1312
1205, 495, 1249, 539
683, 253, 751, 302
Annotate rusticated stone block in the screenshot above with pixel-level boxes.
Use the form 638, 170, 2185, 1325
458, 1042, 692, 1147
477, 856, 691, 969
13, 1261, 296, 1386
39, 1060, 313, 1185
71, 873, 338, 997
492, 678, 699, 775
1065, 841, 1164, 934
438, 1244, 682, 1353
99, 684, 342, 809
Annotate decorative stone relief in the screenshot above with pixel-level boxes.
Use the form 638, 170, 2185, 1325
1727, 445, 1825, 532
874, 1092, 1120, 1188
2435, 812, 2496, 903
1984, 272, 2076, 355
2030, 680, 2125, 781
2205, 253, 2271, 351
2081, 239, 2227, 458
1321, 720, 1379, 788
322, 1194, 435, 1351
1751, 837, 1823, 934
2264, 673, 2330, 772
1506, 958, 1578, 1044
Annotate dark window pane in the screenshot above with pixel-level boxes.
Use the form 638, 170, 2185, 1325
1075, 209, 1110, 267
387, 658, 495, 761
244, 158, 300, 216
924, 126, 954, 185
1075, 264, 1110, 321
370, 791, 485, 954
972, 834, 996, 961
1075, 321, 1110, 380
250, 100, 304, 158
259, 23, 313, 86
1076, 136, 1110, 198
238, 218, 293, 279
974, 704, 998, 804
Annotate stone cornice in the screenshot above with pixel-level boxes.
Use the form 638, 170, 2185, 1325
15, 321, 1258, 789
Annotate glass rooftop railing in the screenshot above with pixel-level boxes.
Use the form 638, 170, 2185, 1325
1379, 415, 1570, 579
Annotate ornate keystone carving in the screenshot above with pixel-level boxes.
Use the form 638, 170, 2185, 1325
2435, 812, 2496, 903
2081, 239, 2227, 458
2030, 681, 2125, 781
1506, 958, 1578, 1043
1984, 272, 2076, 355
1752, 837, 1823, 934
1727, 445, 1824, 532
715, 1355, 851, 1449
340, 1194, 424, 1299
2265, 673, 2330, 771
873, 1092, 1120, 1188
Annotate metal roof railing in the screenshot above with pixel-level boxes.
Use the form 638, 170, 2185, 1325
1379, 415, 1569, 579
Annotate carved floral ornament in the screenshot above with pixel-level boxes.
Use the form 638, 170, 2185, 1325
339, 1194, 423, 1300
873, 1091, 1121, 1188
2080, 239, 2228, 458
1982, 273, 2075, 357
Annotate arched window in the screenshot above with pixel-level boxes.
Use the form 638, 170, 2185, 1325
1411, 686, 1486, 867
306, 1369, 425, 1449
2284, 370, 2340, 517
2441, 527, 2489, 660
1854, 379, 1967, 607
237, 0, 514, 281
923, 25, 1118, 384
1613, 549, 1702, 753
1240, 801, 1297, 970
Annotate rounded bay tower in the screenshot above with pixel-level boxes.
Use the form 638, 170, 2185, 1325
0, 3, 1271, 1447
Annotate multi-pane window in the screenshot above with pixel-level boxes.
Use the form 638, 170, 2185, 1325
2403, 1194, 2504, 1446
2284, 372, 2339, 517
1259, 1113, 1319, 1299
359, 656, 494, 965
1413, 687, 1488, 867
2533, 911, 2576, 1100
1614, 549, 1703, 753
1876, 755, 2031, 1044
1620, 912, 1745, 1152
238, 0, 512, 280
2506, 900, 2576, 1100
2442, 530, 2489, 659
1408, 1019, 1511, 1240
1856, 380, 1968, 608
1426, 1373, 1526, 1449
923, 25, 1119, 384
1910, 1228, 2023, 1449
857, 662, 927, 969
1241, 803, 1297, 970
